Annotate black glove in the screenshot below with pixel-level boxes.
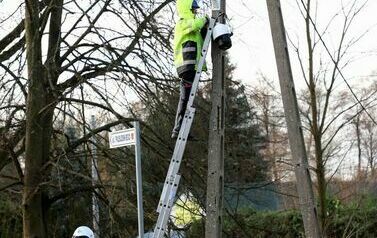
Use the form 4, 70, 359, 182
201, 16, 209, 39
205, 16, 210, 26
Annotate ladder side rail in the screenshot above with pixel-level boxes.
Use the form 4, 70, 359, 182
153, 18, 216, 238
156, 175, 180, 214
156, 109, 195, 213
165, 108, 195, 177
156, 174, 181, 222
163, 18, 216, 186
185, 18, 216, 109
157, 19, 215, 188
156, 178, 170, 213
154, 175, 181, 238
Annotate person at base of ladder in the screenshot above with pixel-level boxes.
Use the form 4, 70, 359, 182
171, 0, 209, 139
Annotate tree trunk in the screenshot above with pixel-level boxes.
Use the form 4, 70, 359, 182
354, 116, 362, 177
315, 139, 327, 230
23, 0, 62, 237
304, 0, 327, 232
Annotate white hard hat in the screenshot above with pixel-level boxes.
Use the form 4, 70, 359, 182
72, 226, 94, 238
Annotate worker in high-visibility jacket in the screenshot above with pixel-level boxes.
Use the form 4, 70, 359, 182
172, 0, 208, 139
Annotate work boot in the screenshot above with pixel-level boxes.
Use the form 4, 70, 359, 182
171, 131, 179, 139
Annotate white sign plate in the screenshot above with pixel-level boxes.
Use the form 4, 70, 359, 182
109, 128, 136, 148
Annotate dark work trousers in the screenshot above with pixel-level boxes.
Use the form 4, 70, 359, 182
172, 70, 196, 135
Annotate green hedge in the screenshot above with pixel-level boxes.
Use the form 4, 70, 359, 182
327, 205, 377, 237
187, 200, 377, 238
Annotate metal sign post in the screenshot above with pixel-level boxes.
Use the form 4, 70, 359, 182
109, 122, 144, 238
133, 121, 144, 238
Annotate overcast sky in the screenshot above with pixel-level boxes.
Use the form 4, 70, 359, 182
227, 0, 377, 89
2, 0, 377, 91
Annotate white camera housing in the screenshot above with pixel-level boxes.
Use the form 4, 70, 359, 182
212, 23, 233, 50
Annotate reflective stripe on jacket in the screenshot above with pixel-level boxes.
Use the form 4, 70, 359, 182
173, 0, 206, 77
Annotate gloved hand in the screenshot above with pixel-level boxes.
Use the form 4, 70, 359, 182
201, 16, 210, 39
204, 15, 210, 26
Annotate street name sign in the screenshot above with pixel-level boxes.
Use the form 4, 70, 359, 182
109, 128, 136, 148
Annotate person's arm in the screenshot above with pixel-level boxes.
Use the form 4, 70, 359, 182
182, 17, 207, 34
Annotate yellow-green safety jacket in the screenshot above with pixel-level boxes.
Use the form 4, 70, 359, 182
173, 0, 207, 77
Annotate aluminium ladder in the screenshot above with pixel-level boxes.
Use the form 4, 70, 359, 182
153, 17, 217, 238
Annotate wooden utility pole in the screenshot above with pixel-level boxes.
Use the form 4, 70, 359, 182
205, 0, 226, 237
266, 1, 322, 237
